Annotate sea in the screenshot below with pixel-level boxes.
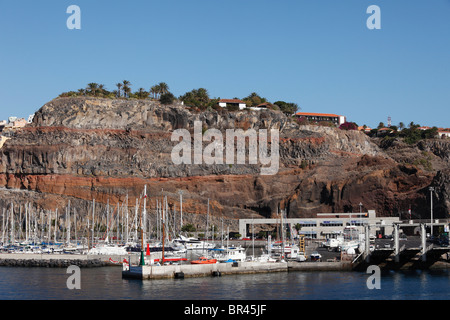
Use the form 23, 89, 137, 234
0, 266, 448, 304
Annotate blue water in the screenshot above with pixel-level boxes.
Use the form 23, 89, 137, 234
0, 266, 448, 300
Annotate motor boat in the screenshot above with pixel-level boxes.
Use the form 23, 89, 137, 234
310, 251, 322, 261
190, 256, 217, 264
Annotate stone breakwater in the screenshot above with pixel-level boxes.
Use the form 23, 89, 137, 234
0, 258, 108, 268
0, 254, 128, 268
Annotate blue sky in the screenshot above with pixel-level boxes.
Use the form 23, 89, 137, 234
0, 0, 449, 129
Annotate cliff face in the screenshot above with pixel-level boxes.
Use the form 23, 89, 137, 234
1, 97, 449, 225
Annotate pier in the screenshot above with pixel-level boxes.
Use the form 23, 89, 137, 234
122, 260, 353, 280
354, 221, 450, 270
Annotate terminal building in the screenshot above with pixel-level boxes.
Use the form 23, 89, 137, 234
238, 210, 400, 240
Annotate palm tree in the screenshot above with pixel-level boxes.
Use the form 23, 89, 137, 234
122, 80, 131, 98
136, 88, 148, 99
86, 83, 99, 96
152, 84, 161, 99
150, 86, 159, 99
398, 122, 405, 130
116, 83, 122, 97
98, 84, 106, 96
158, 82, 169, 95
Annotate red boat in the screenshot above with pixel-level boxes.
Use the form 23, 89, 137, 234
190, 257, 217, 264
153, 257, 188, 263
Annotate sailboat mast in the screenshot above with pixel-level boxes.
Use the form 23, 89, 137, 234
66, 201, 71, 245
117, 202, 120, 244
106, 198, 110, 243
2, 208, 5, 245
125, 195, 129, 244
10, 202, 14, 245
134, 198, 138, 242
91, 198, 95, 248
162, 196, 165, 264
48, 210, 51, 245
54, 208, 58, 243
25, 203, 28, 243
143, 185, 147, 246
179, 190, 183, 232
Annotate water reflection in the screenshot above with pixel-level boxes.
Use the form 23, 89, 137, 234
0, 267, 448, 300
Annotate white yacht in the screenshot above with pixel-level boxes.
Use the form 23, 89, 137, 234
173, 235, 215, 250
87, 245, 128, 255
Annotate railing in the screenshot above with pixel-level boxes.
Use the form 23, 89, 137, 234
351, 252, 364, 264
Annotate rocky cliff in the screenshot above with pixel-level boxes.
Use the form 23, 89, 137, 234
0, 97, 449, 230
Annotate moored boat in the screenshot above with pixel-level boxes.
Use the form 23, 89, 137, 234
190, 256, 217, 264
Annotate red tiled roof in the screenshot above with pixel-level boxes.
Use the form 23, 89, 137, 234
255, 103, 271, 107
219, 99, 245, 104
295, 112, 342, 117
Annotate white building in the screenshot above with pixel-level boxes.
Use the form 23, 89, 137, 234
239, 210, 400, 240
438, 128, 450, 138
295, 112, 346, 126
218, 99, 246, 110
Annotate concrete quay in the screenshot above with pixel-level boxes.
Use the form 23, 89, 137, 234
122, 260, 353, 280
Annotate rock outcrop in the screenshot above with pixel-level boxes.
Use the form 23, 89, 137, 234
0, 97, 449, 230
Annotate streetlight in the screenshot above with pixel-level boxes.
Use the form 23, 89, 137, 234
359, 202, 363, 233
429, 187, 434, 237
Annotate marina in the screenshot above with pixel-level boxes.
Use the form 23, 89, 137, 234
0, 190, 448, 280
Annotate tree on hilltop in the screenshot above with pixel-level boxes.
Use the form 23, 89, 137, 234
273, 100, 299, 115
122, 80, 131, 98
179, 88, 217, 110
243, 92, 267, 108
86, 83, 99, 96
160, 92, 176, 105
116, 83, 123, 98
135, 88, 149, 99
150, 85, 160, 99
158, 82, 169, 95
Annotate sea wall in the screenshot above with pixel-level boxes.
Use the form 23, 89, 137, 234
0, 253, 132, 268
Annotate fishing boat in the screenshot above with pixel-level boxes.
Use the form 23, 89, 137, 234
270, 241, 302, 260
209, 246, 246, 263
190, 256, 217, 264
339, 226, 365, 254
